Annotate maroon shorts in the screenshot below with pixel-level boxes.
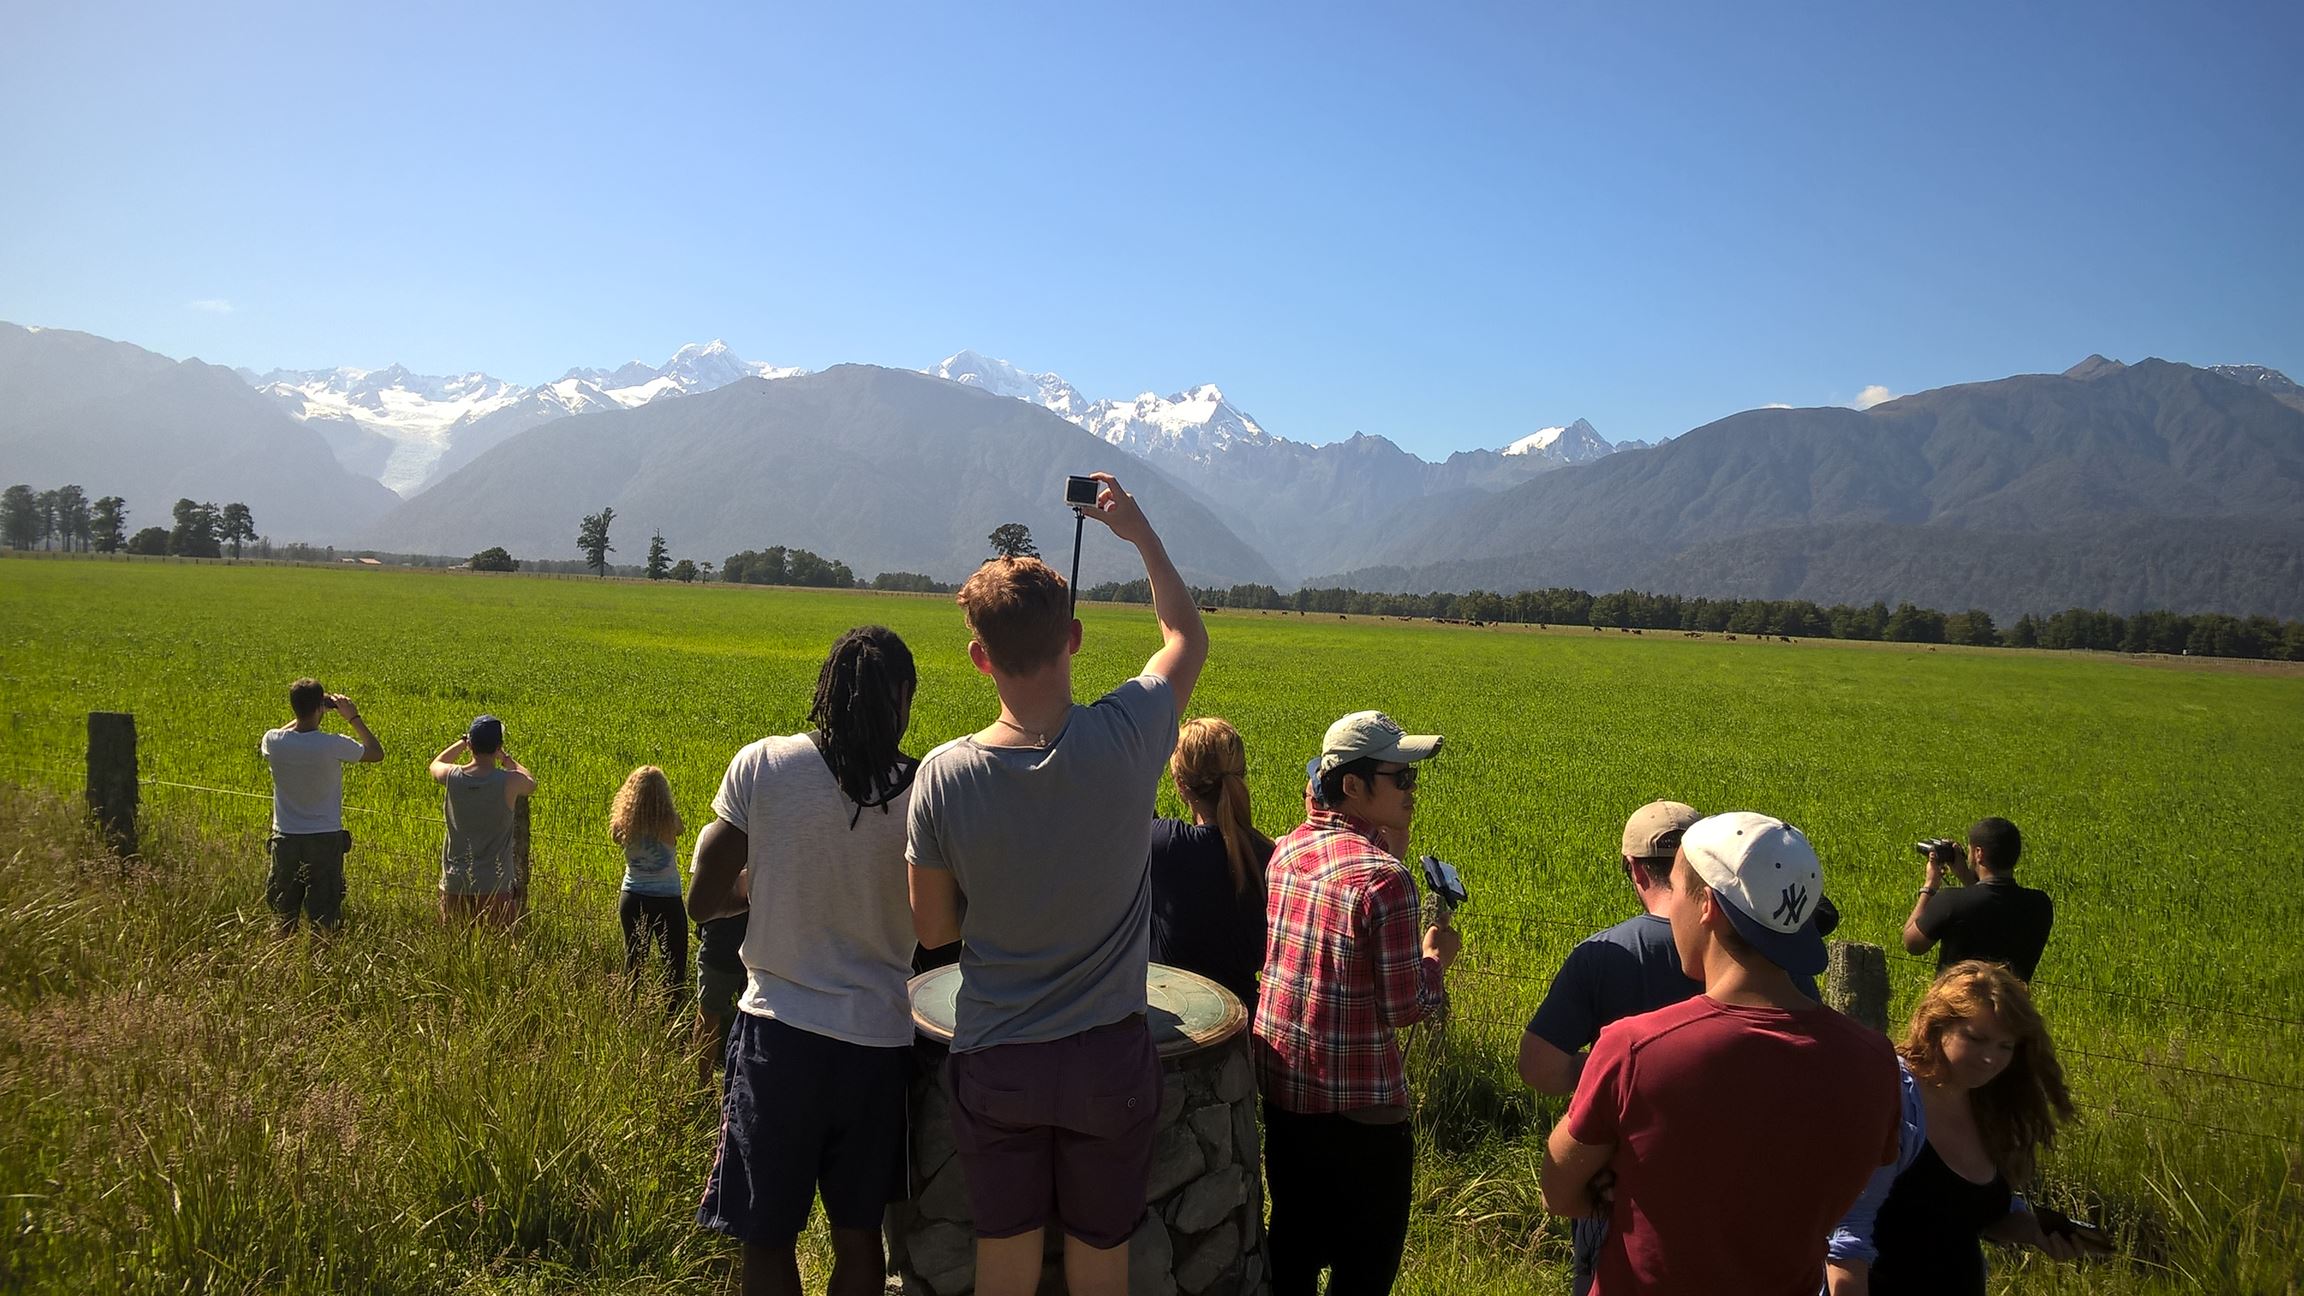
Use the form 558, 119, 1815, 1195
945, 1015, 1161, 1248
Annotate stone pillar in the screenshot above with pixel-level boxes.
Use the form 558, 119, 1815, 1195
889, 959, 1271, 1291
1826, 940, 1891, 1032
890, 1013, 1267, 1295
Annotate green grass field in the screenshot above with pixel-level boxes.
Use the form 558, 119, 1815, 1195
3, 556, 2300, 1294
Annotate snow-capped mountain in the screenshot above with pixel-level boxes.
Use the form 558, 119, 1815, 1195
2209, 364, 2304, 415
1501, 417, 1615, 465
929, 350, 1091, 418
922, 349, 1626, 577
249, 340, 803, 495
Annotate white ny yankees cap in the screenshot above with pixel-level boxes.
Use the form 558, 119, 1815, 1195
1682, 812, 1828, 977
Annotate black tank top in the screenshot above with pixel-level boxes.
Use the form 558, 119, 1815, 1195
1869, 1139, 2010, 1296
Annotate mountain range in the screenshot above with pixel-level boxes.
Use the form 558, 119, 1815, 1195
1318, 356, 2304, 619
358, 365, 1279, 589
242, 341, 804, 495
0, 323, 399, 539
4, 321, 2301, 620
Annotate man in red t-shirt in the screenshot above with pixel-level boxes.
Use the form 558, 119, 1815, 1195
1541, 812, 1900, 1295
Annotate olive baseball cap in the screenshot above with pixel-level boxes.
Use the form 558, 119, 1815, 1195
1622, 800, 1702, 861
1314, 710, 1442, 777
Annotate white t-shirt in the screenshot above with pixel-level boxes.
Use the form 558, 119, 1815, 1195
712, 733, 916, 1048
260, 727, 366, 834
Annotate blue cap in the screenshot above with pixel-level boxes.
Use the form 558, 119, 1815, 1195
467, 714, 504, 754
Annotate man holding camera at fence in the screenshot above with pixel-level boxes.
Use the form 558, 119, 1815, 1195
259, 677, 383, 933
1903, 816, 2053, 981
1542, 812, 1898, 1295
906, 471, 1205, 1296
1252, 710, 1459, 1296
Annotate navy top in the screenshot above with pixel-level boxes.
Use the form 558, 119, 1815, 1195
1147, 818, 1270, 1011
1526, 914, 1699, 1052
1527, 910, 1827, 1051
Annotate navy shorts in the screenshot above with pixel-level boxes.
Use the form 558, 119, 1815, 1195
698, 1012, 909, 1244
946, 1015, 1160, 1249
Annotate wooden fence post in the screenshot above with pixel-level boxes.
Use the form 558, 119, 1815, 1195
1825, 940, 1891, 1032
85, 711, 138, 858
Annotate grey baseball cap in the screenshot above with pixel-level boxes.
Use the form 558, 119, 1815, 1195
1315, 711, 1442, 777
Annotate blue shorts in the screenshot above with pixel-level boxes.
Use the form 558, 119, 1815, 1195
698, 1012, 909, 1244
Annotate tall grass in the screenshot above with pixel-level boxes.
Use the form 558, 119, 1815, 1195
4, 558, 2300, 1293
0, 787, 745, 1295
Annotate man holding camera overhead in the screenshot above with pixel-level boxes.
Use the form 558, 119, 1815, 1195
1253, 711, 1459, 1296
259, 676, 384, 933
906, 472, 1205, 1296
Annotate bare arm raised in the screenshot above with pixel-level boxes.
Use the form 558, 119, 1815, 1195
330, 694, 385, 763
1078, 472, 1208, 714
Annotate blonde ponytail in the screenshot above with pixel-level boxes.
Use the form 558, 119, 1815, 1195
1173, 717, 1273, 895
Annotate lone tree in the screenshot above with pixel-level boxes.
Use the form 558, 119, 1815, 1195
218, 502, 256, 558
577, 506, 616, 576
1, 485, 39, 548
128, 526, 170, 556
168, 499, 222, 558
645, 530, 670, 580
470, 546, 518, 572
989, 522, 1037, 559
671, 558, 698, 583
92, 496, 127, 553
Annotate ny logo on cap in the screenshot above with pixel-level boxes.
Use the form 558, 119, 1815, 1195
1774, 883, 1810, 926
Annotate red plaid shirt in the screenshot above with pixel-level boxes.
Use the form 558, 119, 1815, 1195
1251, 809, 1447, 1113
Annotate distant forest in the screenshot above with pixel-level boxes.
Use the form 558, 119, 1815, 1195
1085, 579, 2304, 663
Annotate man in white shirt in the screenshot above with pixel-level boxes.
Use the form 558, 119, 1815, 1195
260, 677, 383, 932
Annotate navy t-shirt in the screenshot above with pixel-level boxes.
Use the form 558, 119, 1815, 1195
1147, 818, 1270, 1012
1528, 911, 1827, 1051
1527, 914, 1700, 1052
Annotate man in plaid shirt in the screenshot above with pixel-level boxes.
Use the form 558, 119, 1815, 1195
1252, 711, 1461, 1296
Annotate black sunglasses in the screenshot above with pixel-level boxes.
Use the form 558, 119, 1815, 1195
1365, 765, 1418, 791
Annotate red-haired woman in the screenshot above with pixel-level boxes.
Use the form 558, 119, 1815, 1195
1828, 960, 2098, 1295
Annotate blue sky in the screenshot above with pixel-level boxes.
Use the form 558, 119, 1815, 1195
4, 0, 2298, 456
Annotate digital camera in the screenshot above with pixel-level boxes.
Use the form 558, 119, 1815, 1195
1420, 854, 1468, 910
1064, 475, 1101, 508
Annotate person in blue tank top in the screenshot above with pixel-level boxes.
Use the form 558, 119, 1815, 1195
611, 764, 687, 1005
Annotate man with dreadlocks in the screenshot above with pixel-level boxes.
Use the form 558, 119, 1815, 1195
690, 625, 921, 1296
906, 472, 1207, 1296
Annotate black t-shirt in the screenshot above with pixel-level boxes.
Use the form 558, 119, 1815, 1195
1147, 818, 1271, 1011
1917, 878, 2054, 980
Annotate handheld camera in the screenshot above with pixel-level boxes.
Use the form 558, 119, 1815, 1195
1061, 474, 1099, 615
1420, 854, 1468, 912
1913, 837, 1960, 858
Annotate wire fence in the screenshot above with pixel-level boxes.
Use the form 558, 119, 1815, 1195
5, 754, 2301, 1147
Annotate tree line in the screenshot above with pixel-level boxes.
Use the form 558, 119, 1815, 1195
2, 484, 257, 558
1078, 579, 2304, 663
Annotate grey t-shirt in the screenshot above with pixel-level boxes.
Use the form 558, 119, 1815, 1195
260, 727, 365, 834
713, 733, 917, 1048
907, 675, 1177, 1052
